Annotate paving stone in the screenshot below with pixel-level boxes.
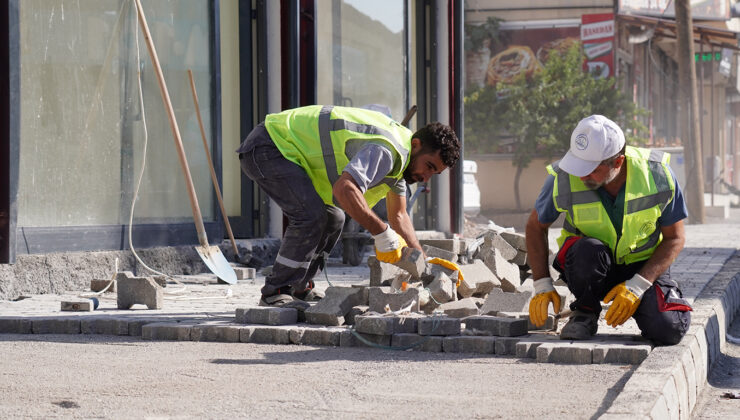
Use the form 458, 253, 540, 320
418, 316, 461, 336
464, 315, 528, 337
355, 314, 419, 335
426, 272, 456, 303
290, 327, 342, 346
305, 286, 367, 326
418, 239, 461, 254
80, 317, 129, 335
680, 342, 698, 411
191, 323, 242, 342
536, 342, 594, 364
128, 318, 160, 336
339, 330, 391, 348
141, 322, 192, 341
241, 326, 291, 344
61, 300, 95, 312
592, 343, 651, 364
500, 231, 527, 251
368, 256, 405, 286
515, 336, 560, 359
457, 260, 500, 298
394, 247, 427, 279
0, 317, 32, 334
479, 288, 532, 315
422, 244, 458, 263
494, 337, 521, 355
483, 232, 517, 261
497, 311, 556, 331
236, 307, 298, 326
368, 287, 420, 313
30, 318, 81, 334
90, 278, 116, 293
233, 267, 256, 280
482, 248, 521, 292
391, 333, 444, 352
345, 305, 369, 325
438, 298, 479, 318
511, 250, 528, 266
443, 336, 496, 354
116, 272, 163, 310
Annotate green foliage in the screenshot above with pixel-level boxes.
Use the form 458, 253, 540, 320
464, 17, 505, 52
464, 43, 648, 170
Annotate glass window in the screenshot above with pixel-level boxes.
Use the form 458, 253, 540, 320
18, 0, 214, 227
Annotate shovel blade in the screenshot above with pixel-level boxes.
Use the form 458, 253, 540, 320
195, 245, 237, 284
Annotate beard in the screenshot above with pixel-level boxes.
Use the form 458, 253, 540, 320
583, 167, 620, 190
403, 156, 419, 184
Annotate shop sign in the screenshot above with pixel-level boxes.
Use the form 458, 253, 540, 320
581, 13, 614, 79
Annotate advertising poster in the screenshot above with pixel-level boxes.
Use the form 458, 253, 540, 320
581, 13, 615, 79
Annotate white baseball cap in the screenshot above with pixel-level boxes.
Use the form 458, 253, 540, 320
559, 115, 626, 177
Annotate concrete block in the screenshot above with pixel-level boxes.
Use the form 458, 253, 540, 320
483, 232, 517, 261
90, 278, 116, 293
427, 272, 456, 303
80, 317, 129, 335
391, 333, 443, 352
457, 260, 500, 298
418, 316, 461, 336
438, 298, 479, 318
241, 326, 291, 344
515, 336, 561, 359
368, 287, 420, 313
116, 272, 163, 310
61, 300, 94, 312
234, 267, 256, 281
494, 337, 521, 355
236, 307, 298, 326
500, 231, 526, 251
482, 248, 521, 292
339, 330, 391, 348
443, 336, 496, 354
345, 305, 369, 325
290, 327, 342, 346
418, 239, 461, 254
191, 323, 242, 342
479, 288, 532, 315
368, 256, 404, 286
511, 250, 528, 266
31, 318, 81, 334
536, 342, 594, 364
592, 344, 651, 364
355, 315, 419, 335
0, 317, 32, 334
464, 316, 528, 337
670, 362, 689, 420
152, 276, 167, 288
681, 341, 698, 412
305, 286, 367, 326
422, 244, 458, 263
141, 322, 192, 341
394, 247, 427, 279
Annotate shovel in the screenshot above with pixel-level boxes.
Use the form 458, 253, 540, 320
134, 0, 236, 284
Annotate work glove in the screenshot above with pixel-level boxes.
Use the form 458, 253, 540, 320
373, 225, 407, 264
528, 277, 561, 328
603, 273, 652, 327
426, 257, 464, 287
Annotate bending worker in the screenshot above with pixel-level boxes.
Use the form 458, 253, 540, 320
526, 115, 692, 345
237, 105, 461, 307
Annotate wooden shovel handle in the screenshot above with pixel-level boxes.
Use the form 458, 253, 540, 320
133, 0, 209, 247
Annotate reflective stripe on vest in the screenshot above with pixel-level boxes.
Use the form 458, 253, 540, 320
548, 146, 675, 264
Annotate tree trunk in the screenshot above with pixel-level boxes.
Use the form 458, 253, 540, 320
514, 165, 524, 211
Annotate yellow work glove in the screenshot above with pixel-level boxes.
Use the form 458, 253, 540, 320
603, 274, 652, 327
373, 225, 407, 264
528, 277, 561, 328
426, 257, 464, 287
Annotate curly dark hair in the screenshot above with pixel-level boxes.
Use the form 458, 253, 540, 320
412, 122, 461, 168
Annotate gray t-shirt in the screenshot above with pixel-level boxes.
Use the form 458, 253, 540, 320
343, 141, 406, 196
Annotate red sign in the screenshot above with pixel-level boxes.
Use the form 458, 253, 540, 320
581, 13, 615, 79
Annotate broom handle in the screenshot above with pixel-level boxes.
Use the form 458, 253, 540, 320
133, 0, 209, 247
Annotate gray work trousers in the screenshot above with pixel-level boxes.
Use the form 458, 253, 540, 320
238, 124, 345, 296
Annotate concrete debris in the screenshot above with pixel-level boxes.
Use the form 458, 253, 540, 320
368, 256, 405, 286
479, 288, 533, 315
422, 244, 458, 263
368, 287, 420, 313
304, 286, 367, 326
484, 232, 518, 261
481, 247, 522, 292
393, 247, 427, 279
90, 278, 116, 293
438, 298, 479, 318
457, 259, 499, 298
427, 271, 456, 304
500, 231, 527, 251
418, 238, 462, 254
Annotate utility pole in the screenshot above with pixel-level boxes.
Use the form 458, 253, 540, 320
675, 0, 706, 223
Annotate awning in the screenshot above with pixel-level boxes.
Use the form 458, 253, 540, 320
618, 13, 740, 51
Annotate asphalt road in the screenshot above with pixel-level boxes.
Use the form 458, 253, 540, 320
0, 334, 635, 419
694, 311, 740, 419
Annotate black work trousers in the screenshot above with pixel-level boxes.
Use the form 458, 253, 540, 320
554, 237, 691, 345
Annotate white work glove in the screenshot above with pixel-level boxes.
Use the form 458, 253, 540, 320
603, 273, 652, 327
373, 225, 407, 264
528, 277, 561, 328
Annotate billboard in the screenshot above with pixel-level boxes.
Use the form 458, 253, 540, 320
618, 0, 730, 21
582, 13, 615, 79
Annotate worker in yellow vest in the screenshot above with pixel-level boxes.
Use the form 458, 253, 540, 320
526, 115, 692, 345
237, 105, 461, 307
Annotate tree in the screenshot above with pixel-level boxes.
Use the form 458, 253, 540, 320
464, 43, 648, 209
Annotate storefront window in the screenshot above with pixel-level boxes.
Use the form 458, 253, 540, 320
18, 0, 214, 227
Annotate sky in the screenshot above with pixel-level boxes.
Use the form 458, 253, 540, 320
344, 0, 404, 34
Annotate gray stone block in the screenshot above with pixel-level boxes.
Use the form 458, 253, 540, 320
439, 298, 479, 318
394, 247, 427, 279
484, 232, 517, 261
345, 305, 370, 325
233, 267, 256, 280
391, 333, 444, 352
536, 342, 594, 364
127, 318, 160, 336
0, 317, 32, 334
482, 248, 522, 292
61, 300, 94, 312
290, 327, 342, 346
191, 323, 242, 342
464, 315, 527, 337
418, 316, 461, 336
443, 336, 496, 354
368, 256, 404, 286
241, 326, 291, 344
90, 278, 116, 293
479, 288, 532, 315
236, 307, 298, 326
500, 231, 526, 251
368, 287, 420, 313
305, 286, 367, 326
494, 337, 521, 355
418, 239, 461, 254
81, 317, 129, 335
592, 344, 651, 364
339, 330, 391, 348
116, 272, 163, 310
515, 336, 561, 359
355, 315, 419, 335
422, 244, 458, 263
31, 318, 81, 334
427, 272, 456, 304
457, 260, 500, 298
141, 322, 192, 341
511, 250, 528, 266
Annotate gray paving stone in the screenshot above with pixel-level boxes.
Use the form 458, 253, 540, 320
511, 250, 528, 266
536, 342, 594, 364
418, 316, 460, 336
418, 239, 461, 254
500, 231, 527, 251
442, 336, 495, 354
439, 298, 479, 318
680, 341, 698, 411
515, 336, 560, 359
464, 316, 528, 337
426, 272, 456, 303
482, 248, 522, 292
90, 278, 116, 293
116, 272, 163, 310
241, 326, 291, 344
368, 256, 405, 286
457, 260, 500, 298
233, 267, 256, 280
0, 317, 32, 334
31, 318, 81, 334
345, 305, 369, 325
391, 333, 443, 352
61, 300, 95, 312
483, 232, 517, 261
339, 330, 391, 348
236, 307, 298, 326
494, 337, 521, 355
368, 287, 419, 313
128, 318, 160, 336
191, 323, 242, 342
422, 244, 458, 263
305, 286, 367, 326
479, 288, 532, 315
592, 344, 651, 364
497, 311, 556, 331
141, 322, 192, 341
80, 317, 129, 335
355, 314, 419, 335
290, 327, 342, 346
394, 247, 427, 279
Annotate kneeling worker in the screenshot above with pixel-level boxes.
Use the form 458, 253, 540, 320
526, 115, 692, 345
238, 105, 461, 307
